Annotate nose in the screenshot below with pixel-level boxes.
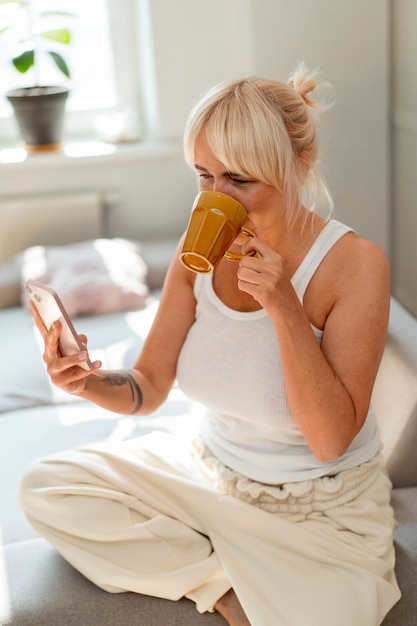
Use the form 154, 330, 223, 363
213, 179, 229, 195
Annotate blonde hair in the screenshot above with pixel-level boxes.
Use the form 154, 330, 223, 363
184, 62, 333, 224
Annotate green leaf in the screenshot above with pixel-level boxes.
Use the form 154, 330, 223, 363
0, 0, 23, 5
48, 50, 70, 78
41, 28, 71, 44
12, 48, 34, 73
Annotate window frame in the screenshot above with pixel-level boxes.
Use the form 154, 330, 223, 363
0, 0, 143, 145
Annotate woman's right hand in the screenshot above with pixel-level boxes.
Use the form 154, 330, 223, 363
28, 237, 198, 414
30, 301, 101, 395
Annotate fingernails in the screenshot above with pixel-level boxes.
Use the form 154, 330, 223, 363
78, 352, 88, 361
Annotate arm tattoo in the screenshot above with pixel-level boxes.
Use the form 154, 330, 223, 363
103, 370, 143, 414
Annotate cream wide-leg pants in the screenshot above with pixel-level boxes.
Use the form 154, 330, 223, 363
19, 431, 400, 626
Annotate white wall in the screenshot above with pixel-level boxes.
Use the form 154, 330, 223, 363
0, 1, 390, 259
0, 144, 195, 242
139, 0, 390, 250
391, 0, 417, 316
250, 0, 389, 251
138, 0, 253, 140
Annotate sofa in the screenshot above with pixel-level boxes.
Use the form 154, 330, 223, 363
0, 237, 416, 625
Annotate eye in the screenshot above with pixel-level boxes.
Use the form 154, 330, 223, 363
229, 174, 252, 185
226, 171, 254, 185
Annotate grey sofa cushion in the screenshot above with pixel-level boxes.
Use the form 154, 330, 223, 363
0, 258, 20, 309
380, 487, 417, 626
1, 539, 226, 625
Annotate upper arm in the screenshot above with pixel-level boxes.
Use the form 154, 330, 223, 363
319, 237, 390, 428
132, 238, 197, 399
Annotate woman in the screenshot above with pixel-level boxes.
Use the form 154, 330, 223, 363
20, 64, 400, 625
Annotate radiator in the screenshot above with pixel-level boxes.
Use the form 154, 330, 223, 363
0, 191, 113, 265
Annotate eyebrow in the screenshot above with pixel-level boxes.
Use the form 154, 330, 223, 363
194, 163, 242, 178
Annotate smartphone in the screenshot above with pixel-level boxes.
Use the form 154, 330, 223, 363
24, 279, 93, 371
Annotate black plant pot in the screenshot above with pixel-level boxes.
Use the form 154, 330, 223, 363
6, 86, 69, 152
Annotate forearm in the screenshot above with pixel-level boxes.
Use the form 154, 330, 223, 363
79, 368, 170, 416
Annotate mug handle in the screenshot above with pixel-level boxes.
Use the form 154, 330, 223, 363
224, 226, 257, 261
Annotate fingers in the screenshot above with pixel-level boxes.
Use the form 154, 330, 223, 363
52, 352, 101, 374
237, 264, 261, 285
40, 319, 100, 393
241, 235, 268, 258
240, 235, 285, 274
46, 349, 101, 394
237, 237, 289, 311
29, 301, 100, 394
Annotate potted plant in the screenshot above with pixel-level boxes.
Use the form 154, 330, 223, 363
0, 0, 75, 151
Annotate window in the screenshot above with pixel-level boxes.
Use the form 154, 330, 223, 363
0, 0, 142, 143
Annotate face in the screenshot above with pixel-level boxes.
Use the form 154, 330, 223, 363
193, 133, 286, 232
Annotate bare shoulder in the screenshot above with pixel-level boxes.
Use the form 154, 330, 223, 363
325, 232, 391, 328
304, 230, 390, 329
331, 231, 390, 293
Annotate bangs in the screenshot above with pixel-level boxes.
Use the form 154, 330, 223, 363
183, 76, 324, 220
184, 79, 296, 193
205, 111, 279, 186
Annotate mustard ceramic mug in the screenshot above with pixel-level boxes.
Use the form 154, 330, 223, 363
179, 191, 255, 274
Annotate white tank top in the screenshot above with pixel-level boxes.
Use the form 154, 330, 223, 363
176, 220, 381, 483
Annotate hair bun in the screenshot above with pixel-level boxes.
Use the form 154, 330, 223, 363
288, 62, 328, 109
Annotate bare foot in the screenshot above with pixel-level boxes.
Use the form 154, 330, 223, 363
215, 589, 251, 625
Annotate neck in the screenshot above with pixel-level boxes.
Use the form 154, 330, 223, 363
260, 207, 321, 252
